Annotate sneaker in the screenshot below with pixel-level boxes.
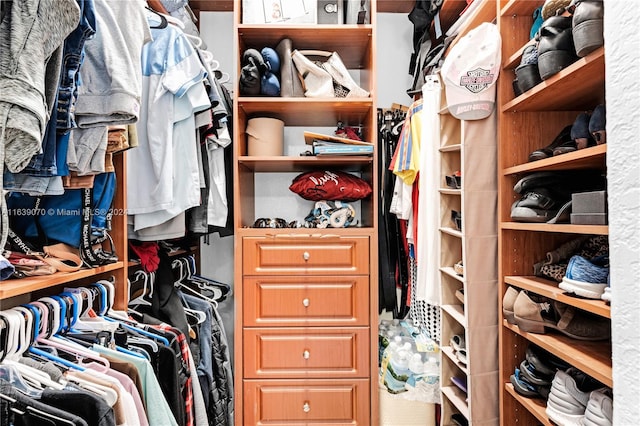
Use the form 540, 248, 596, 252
601, 275, 611, 303
582, 388, 613, 426
559, 255, 609, 299
546, 368, 605, 426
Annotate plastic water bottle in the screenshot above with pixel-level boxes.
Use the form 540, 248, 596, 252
423, 356, 440, 386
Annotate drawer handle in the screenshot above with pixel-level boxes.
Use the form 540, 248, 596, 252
303, 350, 310, 359
302, 251, 310, 261
302, 298, 310, 307
303, 402, 310, 413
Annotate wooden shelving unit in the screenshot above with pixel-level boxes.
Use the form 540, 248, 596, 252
232, 0, 379, 424
496, 1, 611, 425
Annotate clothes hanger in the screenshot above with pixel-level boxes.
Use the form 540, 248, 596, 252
145, 6, 168, 29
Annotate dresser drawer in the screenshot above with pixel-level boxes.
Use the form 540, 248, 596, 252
243, 275, 369, 327
242, 236, 369, 276
244, 379, 370, 425
244, 327, 370, 379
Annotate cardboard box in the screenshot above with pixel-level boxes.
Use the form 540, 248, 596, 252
571, 190, 607, 214
242, 0, 317, 24
570, 213, 608, 225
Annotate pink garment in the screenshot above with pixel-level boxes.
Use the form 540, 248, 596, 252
86, 362, 149, 426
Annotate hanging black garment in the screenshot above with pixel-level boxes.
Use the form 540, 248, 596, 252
407, 0, 444, 96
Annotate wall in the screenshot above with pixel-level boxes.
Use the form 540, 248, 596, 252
605, 1, 640, 423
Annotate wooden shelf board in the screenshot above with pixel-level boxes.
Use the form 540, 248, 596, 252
441, 385, 470, 418
439, 188, 462, 195
503, 320, 612, 387
504, 39, 537, 70
440, 266, 465, 283
502, 47, 605, 112
442, 304, 466, 327
194, 0, 416, 14
439, 144, 462, 152
0, 261, 125, 300
238, 98, 373, 127
500, 222, 608, 235
505, 276, 611, 319
504, 383, 554, 426
237, 26, 373, 68
442, 345, 469, 375
503, 144, 607, 175
238, 155, 373, 172
440, 227, 463, 238
236, 227, 377, 238
500, 0, 542, 18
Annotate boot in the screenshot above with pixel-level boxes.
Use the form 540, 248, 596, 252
276, 38, 304, 97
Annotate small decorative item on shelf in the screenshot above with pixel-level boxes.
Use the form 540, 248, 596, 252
246, 117, 284, 156
291, 49, 370, 98
304, 201, 357, 228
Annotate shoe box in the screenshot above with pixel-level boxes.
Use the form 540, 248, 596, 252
571, 190, 608, 225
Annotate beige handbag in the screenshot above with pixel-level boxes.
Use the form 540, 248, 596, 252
291, 50, 370, 98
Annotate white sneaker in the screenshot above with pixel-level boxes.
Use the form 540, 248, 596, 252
582, 388, 613, 426
546, 368, 604, 426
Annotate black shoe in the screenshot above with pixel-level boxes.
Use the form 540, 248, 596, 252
537, 16, 579, 80
516, 44, 543, 93
572, 0, 604, 57
528, 124, 575, 161
571, 112, 597, 149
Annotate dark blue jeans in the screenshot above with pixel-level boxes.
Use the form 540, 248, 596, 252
21, 0, 96, 177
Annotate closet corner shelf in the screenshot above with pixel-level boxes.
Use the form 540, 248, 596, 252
440, 266, 465, 283
442, 304, 466, 327
0, 261, 125, 300
442, 345, 469, 375
502, 144, 606, 175
439, 188, 462, 195
439, 144, 462, 152
502, 321, 612, 387
504, 383, 554, 426
501, 47, 605, 113
499, 222, 608, 235
441, 385, 470, 418
440, 227, 463, 238
504, 276, 611, 319
237, 98, 373, 127
238, 156, 373, 172
236, 26, 373, 64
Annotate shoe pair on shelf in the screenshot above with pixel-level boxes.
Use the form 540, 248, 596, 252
536, 0, 604, 79
502, 286, 610, 340
510, 343, 570, 400
513, 0, 604, 96
450, 334, 467, 366
239, 47, 281, 96
546, 367, 612, 426
528, 104, 606, 162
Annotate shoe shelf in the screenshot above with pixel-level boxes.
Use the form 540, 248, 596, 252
442, 345, 469, 375
440, 227, 463, 238
441, 386, 470, 419
503, 321, 612, 387
439, 144, 462, 153
505, 275, 611, 319
497, 1, 610, 424
504, 383, 554, 426
442, 304, 466, 328
500, 222, 608, 235
439, 188, 461, 196
440, 266, 465, 284
501, 47, 605, 112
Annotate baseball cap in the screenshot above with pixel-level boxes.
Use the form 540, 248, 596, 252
441, 22, 502, 120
